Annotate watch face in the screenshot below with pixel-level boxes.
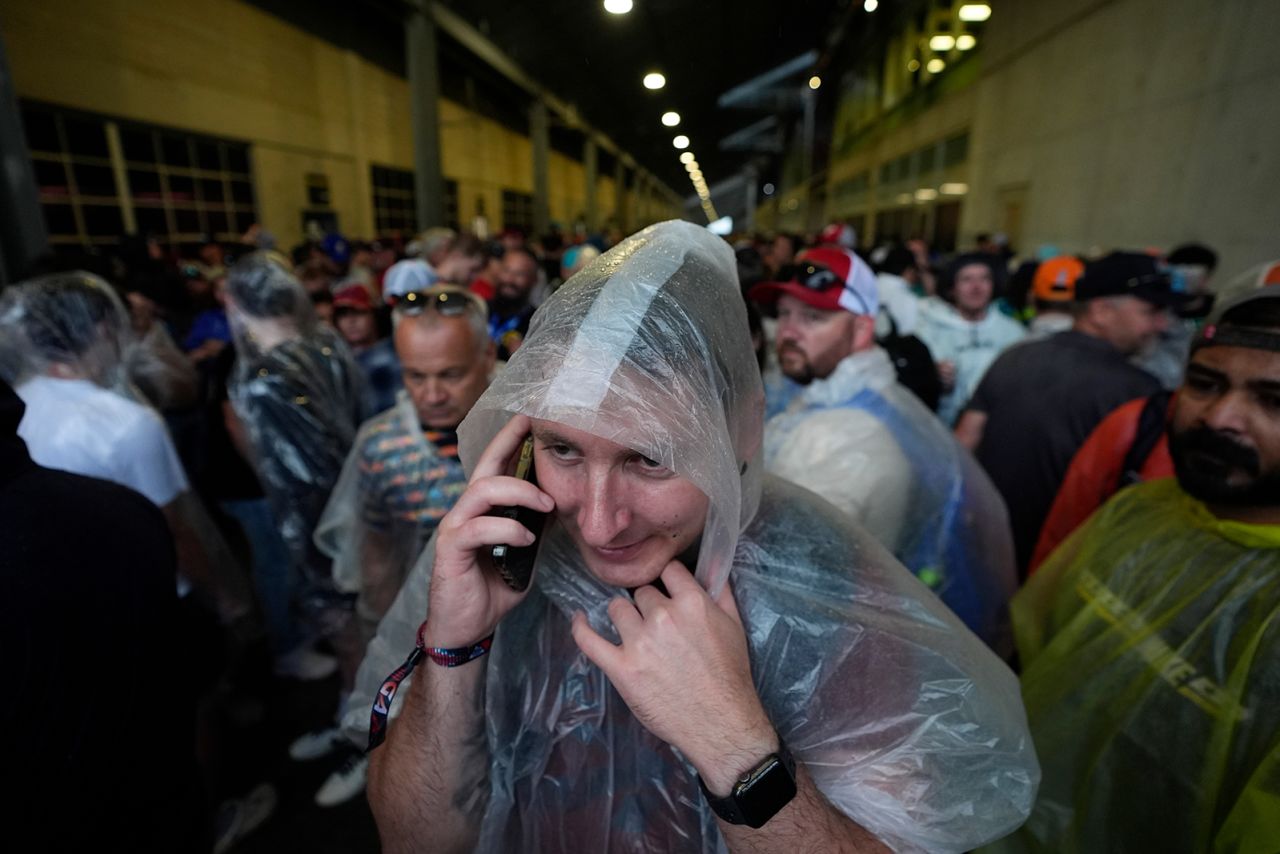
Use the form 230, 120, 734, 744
735, 757, 799, 829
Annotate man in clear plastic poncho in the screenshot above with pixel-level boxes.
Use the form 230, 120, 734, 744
225, 252, 367, 649
354, 221, 1037, 853
749, 248, 1017, 653
0, 271, 251, 623
995, 286, 1280, 852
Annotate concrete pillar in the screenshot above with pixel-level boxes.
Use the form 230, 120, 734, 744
406, 0, 445, 229
583, 137, 598, 232
530, 100, 550, 238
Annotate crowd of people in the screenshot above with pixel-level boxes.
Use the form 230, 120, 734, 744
3, 210, 1277, 853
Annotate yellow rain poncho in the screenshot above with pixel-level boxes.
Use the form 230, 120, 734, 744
1000, 477, 1280, 853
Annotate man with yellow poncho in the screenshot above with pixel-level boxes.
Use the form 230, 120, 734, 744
997, 285, 1280, 852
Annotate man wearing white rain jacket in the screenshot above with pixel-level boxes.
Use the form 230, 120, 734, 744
354, 221, 1037, 853
752, 247, 1017, 652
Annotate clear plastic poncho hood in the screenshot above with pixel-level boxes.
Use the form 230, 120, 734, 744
349, 221, 1037, 852
457, 219, 763, 594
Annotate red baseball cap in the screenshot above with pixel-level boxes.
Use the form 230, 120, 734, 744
333, 284, 373, 311
748, 247, 879, 316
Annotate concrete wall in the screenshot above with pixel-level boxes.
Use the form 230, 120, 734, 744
812, 0, 1279, 278
963, 0, 1280, 278
3, 0, 646, 246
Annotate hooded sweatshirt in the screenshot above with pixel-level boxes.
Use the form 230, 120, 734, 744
916, 296, 1026, 425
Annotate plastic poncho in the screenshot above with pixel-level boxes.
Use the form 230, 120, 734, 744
347, 221, 1037, 853
314, 393, 467, 640
0, 272, 254, 623
226, 254, 367, 619
765, 347, 1017, 654
915, 296, 1027, 425
996, 478, 1280, 853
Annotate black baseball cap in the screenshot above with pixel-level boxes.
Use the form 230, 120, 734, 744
1075, 252, 1191, 307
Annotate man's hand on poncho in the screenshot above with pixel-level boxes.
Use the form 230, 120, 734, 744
571, 561, 780, 795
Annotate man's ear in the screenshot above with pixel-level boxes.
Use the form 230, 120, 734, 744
851, 313, 877, 352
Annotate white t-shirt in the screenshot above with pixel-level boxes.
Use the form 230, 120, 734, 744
16, 376, 189, 507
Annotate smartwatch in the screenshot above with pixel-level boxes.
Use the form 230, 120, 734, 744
699, 737, 797, 829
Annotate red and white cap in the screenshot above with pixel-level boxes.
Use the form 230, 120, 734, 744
748, 247, 879, 317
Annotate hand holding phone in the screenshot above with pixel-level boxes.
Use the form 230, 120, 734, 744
423, 415, 553, 649
487, 435, 548, 592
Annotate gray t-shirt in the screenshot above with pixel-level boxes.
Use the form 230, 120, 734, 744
968, 330, 1160, 574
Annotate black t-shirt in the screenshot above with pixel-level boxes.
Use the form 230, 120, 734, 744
968, 330, 1161, 574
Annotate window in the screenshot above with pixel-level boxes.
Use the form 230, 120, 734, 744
22, 101, 257, 249
371, 164, 416, 235
371, 168, 460, 235
118, 121, 255, 245
501, 189, 535, 234
22, 103, 123, 247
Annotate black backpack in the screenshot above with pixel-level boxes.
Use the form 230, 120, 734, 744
878, 313, 942, 412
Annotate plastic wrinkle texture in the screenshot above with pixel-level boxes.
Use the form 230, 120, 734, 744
996, 478, 1280, 854
226, 254, 368, 625
346, 221, 1038, 852
764, 347, 1018, 655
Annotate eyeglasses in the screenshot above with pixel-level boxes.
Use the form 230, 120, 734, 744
394, 286, 488, 320
774, 262, 842, 292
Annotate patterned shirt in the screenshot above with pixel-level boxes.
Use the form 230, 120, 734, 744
357, 415, 466, 536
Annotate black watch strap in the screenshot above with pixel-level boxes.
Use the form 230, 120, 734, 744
699, 737, 798, 829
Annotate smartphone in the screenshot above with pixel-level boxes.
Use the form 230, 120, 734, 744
488, 435, 547, 592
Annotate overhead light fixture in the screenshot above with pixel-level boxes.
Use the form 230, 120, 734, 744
927, 58, 946, 73
643, 71, 666, 90
915, 188, 939, 201
864, 0, 878, 10
956, 34, 977, 50
661, 111, 681, 127
679, 151, 695, 164
762, 182, 775, 195
929, 35, 956, 51
959, 3, 992, 22
907, 59, 921, 72
940, 182, 970, 195
672, 134, 690, 149
603, 0, 633, 13
808, 76, 822, 90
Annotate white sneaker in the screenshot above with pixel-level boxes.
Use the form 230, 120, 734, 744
288, 726, 344, 761
213, 782, 277, 854
273, 646, 338, 681
314, 752, 369, 808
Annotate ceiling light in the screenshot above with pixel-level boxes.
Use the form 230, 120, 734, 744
907, 59, 921, 72
864, 0, 878, 10
661, 111, 681, 127
927, 58, 946, 73
808, 76, 822, 90
914, 188, 939, 202
762, 182, 775, 195
940, 182, 970, 195
929, 35, 956, 51
603, 0, 633, 13
672, 135, 690, 149
643, 72, 666, 90
679, 151, 695, 164
956, 34, 977, 50
959, 3, 992, 22
690, 170, 703, 180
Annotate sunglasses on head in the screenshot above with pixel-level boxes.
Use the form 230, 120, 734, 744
395, 286, 484, 318
774, 261, 842, 292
